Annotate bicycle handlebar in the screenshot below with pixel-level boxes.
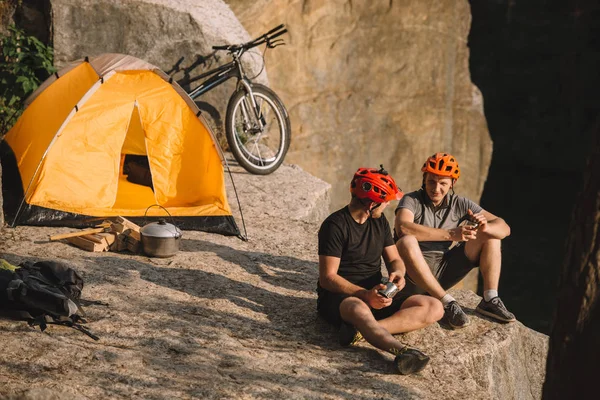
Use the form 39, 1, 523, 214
267, 28, 287, 42
265, 24, 285, 36
211, 24, 287, 53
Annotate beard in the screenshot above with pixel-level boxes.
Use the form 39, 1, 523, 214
370, 207, 384, 218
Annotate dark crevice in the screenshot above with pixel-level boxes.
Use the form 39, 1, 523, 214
468, 0, 599, 333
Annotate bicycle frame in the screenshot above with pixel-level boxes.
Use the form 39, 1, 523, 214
187, 60, 241, 100
186, 55, 263, 130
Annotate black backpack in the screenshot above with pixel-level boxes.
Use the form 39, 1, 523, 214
0, 260, 99, 340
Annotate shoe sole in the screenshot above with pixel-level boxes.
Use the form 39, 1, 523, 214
448, 319, 470, 329
476, 307, 516, 322
395, 352, 430, 375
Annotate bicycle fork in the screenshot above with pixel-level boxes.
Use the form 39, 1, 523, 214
237, 79, 267, 132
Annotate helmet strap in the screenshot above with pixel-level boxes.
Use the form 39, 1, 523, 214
367, 201, 382, 217
355, 197, 379, 216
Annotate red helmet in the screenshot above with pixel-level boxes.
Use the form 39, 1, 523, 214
421, 152, 460, 180
350, 165, 403, 203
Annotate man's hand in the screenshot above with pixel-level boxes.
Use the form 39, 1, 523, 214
468, 209, 489, 233
448, 225, 478, 241
388, 271, 406, 292
361, 285, 393, 309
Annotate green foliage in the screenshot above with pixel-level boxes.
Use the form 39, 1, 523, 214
0, 24, 55, 135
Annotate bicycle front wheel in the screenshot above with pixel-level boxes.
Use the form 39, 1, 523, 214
225, 84, 291, 175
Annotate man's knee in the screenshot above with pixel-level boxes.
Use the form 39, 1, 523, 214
465, 237, 501, 263
427, 298, 445, 323
403, 295, 444, 324
339, 296, 370, 320
484, 238, 502, 249
396, 234, 420, 256
414, 296, 444, 323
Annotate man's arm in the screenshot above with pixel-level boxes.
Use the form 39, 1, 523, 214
319, 255, 391, 309
470, 209, 511, 239
395, 208, 476, 242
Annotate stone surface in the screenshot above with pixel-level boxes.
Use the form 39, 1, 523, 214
0, 0, 17, 34
0, 161, 547, 399
0, 161, 3, 226
223, 155, 331, 228
51, 0, 267, 143
226, 0, 492, 212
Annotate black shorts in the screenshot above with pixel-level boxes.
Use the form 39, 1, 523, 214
402, 243, 477, 296
316, 274, 409, 327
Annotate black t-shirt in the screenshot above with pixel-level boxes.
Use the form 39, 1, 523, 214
318, 206, 394, 285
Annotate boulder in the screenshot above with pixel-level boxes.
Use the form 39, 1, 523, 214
0, 161, 3, 226
397, 290, 548, 399
224, 160, 331, 227
0, 0, 17, 34
0, 162, 547, 399
226, 0, 492, 211
51, 0, 267, 142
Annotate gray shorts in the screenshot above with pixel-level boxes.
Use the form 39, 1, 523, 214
402, 243, 477, 296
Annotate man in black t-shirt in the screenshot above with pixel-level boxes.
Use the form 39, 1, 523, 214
318, 166, 443, 375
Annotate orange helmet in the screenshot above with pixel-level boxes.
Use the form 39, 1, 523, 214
350, 165, 403, 203
421, 152, 460, 180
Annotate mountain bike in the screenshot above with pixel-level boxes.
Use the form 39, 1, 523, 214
186, 24, 291, 175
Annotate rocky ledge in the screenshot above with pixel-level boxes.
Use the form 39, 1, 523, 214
0, 161, 546, 399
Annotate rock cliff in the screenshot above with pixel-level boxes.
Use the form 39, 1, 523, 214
226, 0, 492, 211
49, 0, 491, 211
0, 161, 547, 400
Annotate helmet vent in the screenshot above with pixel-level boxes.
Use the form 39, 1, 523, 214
439, 159, 445, 169
445, 166, 452, 172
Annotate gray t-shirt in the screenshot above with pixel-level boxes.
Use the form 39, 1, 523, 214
395, 189, 483, 254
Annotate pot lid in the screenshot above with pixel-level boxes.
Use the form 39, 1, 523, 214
140, 219, 182, 238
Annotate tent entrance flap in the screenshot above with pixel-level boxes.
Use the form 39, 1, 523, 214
121, 104, 147, 155
115, 104, 156, 210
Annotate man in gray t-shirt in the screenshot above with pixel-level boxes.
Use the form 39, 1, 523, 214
394, 152, 516, 329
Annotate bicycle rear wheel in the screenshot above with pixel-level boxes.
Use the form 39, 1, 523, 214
225, 83, 291, 175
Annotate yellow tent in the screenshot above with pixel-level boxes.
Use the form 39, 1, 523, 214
1, 54, 239, 236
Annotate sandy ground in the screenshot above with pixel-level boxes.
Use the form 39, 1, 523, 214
0, 163, 546, 400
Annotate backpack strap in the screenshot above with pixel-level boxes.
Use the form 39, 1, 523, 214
28, 314, 100, 341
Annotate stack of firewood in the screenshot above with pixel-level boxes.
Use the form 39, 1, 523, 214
49, 217, 141, 253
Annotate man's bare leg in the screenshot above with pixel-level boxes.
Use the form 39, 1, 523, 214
339, 297, 431, 375
396, 235, 446, 299
465, 237, 501, 292
396, 234, 471, 329
465, 237, 515, 322
377, 295, 443, 334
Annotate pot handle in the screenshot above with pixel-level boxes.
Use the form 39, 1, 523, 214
143, 204, 179, 230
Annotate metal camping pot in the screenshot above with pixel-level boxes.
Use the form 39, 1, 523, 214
140, 219, 182, 258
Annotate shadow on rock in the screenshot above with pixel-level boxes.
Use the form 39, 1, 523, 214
180, 238, 318, 293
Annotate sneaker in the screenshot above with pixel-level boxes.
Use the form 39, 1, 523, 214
476, 297, 516, 322
391, 346, 430, 375
443, 301, 470, 329
339, 321, 364, 347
